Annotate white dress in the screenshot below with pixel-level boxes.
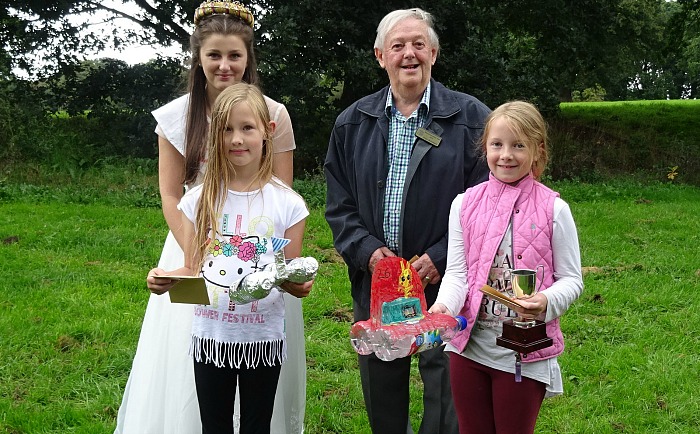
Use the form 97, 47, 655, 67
115, 94, 306, 434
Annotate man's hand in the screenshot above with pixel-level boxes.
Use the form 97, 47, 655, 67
411, 253, 440, 285
368, 247, 396, 274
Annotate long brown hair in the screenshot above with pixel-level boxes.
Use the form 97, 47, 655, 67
184, 14, 259, 186
191, 83, 274, 270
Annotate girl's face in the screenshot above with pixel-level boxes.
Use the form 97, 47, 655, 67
223, 102, 266, 173
485, 116, 536, 184
200, 34, 248, 99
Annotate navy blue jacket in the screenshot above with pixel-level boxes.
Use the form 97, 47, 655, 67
324, 79, 490, 310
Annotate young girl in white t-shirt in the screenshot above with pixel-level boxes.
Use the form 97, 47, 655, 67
146, 83, 312, 434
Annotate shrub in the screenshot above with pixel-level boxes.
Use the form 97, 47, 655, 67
572, 84, 607, 102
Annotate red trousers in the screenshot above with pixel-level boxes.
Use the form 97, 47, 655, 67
449, 353, 546, 434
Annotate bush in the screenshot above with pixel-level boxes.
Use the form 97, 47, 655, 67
550, 100, 700, 185
572, 84, 607, 102
293, 170, 327, 209
0, 78, 45, 164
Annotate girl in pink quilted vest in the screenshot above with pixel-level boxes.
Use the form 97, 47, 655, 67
430, 101, 583, 434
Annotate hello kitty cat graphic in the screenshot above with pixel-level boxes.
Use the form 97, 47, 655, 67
201, 232, 267, 289
199, 211, 280, 288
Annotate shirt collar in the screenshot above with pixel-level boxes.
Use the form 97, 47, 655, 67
385, 82, 432, 118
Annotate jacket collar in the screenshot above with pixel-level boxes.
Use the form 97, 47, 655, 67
487, 172, 536, 196
357, 78, 460, 119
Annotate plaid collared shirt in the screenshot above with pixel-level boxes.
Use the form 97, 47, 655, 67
383, 83, 431, 251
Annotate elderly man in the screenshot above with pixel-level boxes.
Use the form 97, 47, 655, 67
324, 8, 491, 434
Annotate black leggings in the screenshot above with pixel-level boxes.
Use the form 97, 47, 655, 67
194, 360, 282, 434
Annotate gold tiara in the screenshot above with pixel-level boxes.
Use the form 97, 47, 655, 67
193, 1, 254, 27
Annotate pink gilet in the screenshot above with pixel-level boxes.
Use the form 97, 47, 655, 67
449, 174, 564, 362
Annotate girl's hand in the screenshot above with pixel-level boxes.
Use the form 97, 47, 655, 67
146, 268, 176, 295
280, 280, 314, 298
513, 293, 548, 320
428, 303, 452, 316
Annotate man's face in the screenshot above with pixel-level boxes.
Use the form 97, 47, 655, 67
375, 18, 437, 97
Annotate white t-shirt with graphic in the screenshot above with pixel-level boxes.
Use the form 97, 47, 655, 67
177, 180, 308, 369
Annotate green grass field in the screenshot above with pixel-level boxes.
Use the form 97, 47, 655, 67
1, 159, 699, 433
2, 99, 699, 433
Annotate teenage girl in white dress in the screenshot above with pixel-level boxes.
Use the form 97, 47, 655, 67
115, 3, 307, 433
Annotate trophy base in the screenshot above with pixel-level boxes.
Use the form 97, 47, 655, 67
496, 319, 553, 354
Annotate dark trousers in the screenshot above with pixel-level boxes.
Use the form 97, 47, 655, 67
449, 354, 545, 434
194, 359, 281, 434
355, 300, 459, 434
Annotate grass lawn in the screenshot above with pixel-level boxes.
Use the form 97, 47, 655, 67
1, 163, 699, 433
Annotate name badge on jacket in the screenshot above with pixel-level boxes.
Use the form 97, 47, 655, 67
415, 128, 441, 147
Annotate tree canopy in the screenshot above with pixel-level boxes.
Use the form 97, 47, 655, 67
4, 0, 694, 99
2, 0, 698, 171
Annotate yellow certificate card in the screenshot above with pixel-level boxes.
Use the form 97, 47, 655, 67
153, 276, 210, 305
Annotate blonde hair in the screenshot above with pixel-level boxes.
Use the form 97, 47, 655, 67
184, 13, 259, 186
374, 8, 440, 55
191, 83, 274, 269
479, 101, 549, 180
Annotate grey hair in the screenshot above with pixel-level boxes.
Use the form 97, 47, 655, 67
373, 8, 440, 54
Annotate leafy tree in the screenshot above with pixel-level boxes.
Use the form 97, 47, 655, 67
3, 0, 696, 171
34, 57, 185, 160
1, 0, 196, 74
253, 0, 389, 170
431, 1, 558, 111
663, 0, 700, 98
253, 0, 564, 170
42, 57, 184, 116
3, 0, 689, 101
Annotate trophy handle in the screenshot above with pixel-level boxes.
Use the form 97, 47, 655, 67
536, 264, 545, 292
503, 269, 512, 292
